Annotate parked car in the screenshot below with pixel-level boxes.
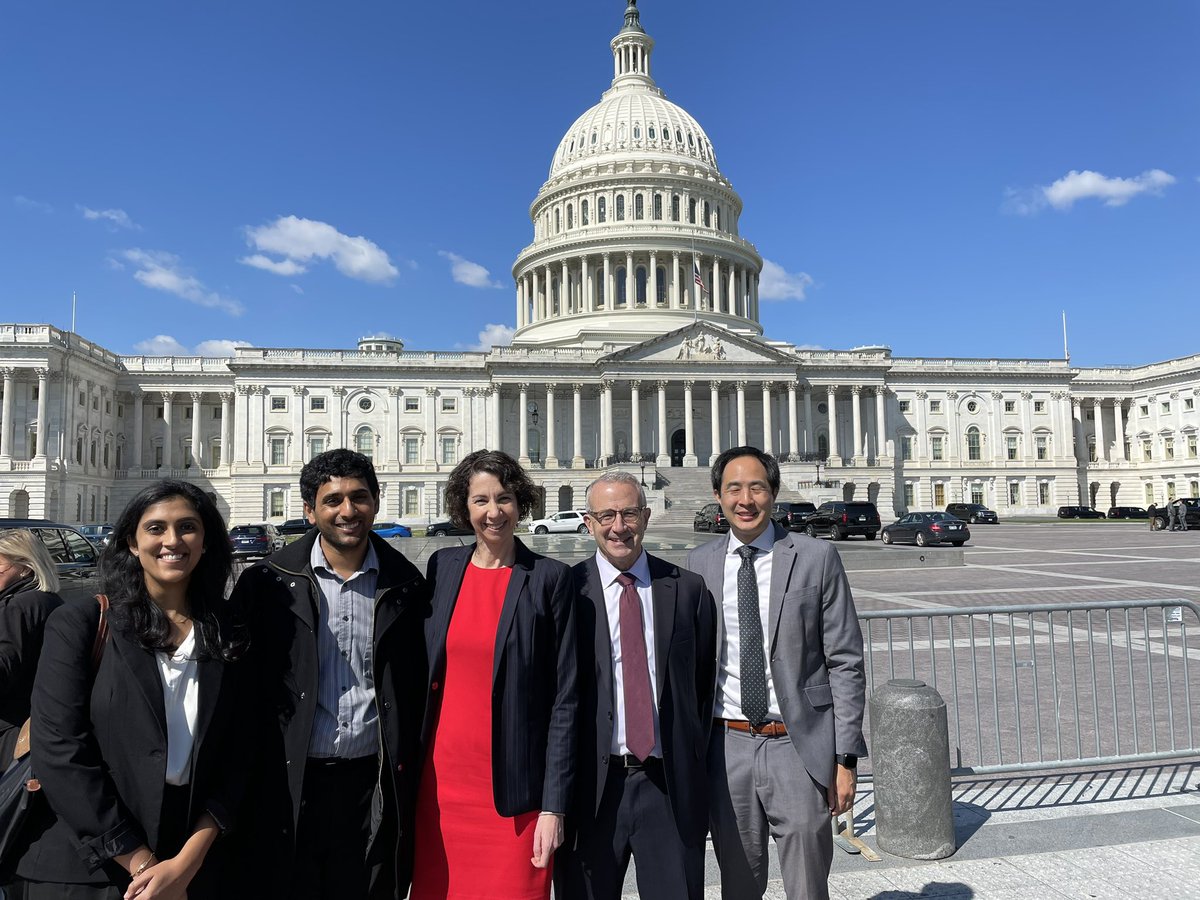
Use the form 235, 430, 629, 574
805, 501, 881, 541
278, 518, 313, 536
882, 512, 970, 547
78, 523, 115, 547
372, 521, 413, 538
229, 523, 286, 557
693, 502, 729, 533
528, 510, 589, 535
1057, 506, 1105, 519
1151, 499, 1200, 531
771, 501, 818, 531
1107, 506, 1149, 520
945, 503, 998, 525
425, 520, 474, 537
0, 518, 101, 600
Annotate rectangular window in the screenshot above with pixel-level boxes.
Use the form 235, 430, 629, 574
1187, 398, 1195, 411
91, 396, 98, 411
270, 492, 285, 518
1189, 435, 1197, 458
901, 436, 913, 460
441, 396, 457, 413
1036, 435, 1048, 460
117, 404, 124, 418
212, 406, 222, 419
903, 483, 914, 507
184, 407, 193, 419
930, 436, 943, 460
105, 400, 111, 414
154, 446, 163, 468
404, 437, 419, 465
1034, 400, 1046, 413
78, 391, 85, 406
210, 443, 222, 468
933, 483, 945, 506
1007, 436, 1018, 460
155, 406, 164, 419
271, 396, 287, 412
1140, 405, 1149, 417
929, 400, 942, 413
898, 400, 911, 413
1038, 482, 1050, 505
441, 436, 457, 465
1143, 439, 1153, 460
404, 397, 420, 412
1004, 400, 1016, 413
270, 437, 286, 466
308, 436, 326, 459
1165, 438, 1175, 459
404, 488, 419, 516
310, 396, 326, 412
1145, 483, 1156, 506
653, 194, 662, 220
1162, 401, 1171, 414
1009, 482, 1021, 505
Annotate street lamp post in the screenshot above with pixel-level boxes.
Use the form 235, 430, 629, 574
640, 463, 647, 487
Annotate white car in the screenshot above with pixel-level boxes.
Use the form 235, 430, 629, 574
528, 510, 590, 535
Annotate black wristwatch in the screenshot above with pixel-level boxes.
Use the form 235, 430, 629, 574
835, 754, 858, 770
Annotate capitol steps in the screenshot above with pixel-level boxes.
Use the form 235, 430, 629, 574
655, 466, 718, 525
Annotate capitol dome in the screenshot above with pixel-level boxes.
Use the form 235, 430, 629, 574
510, 1, 763, 349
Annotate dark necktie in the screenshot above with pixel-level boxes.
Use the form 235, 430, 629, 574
736, 545, 769, 725
617, 572, 655, 761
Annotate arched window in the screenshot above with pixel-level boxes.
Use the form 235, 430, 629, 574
616, 267, 627, 306
89, 441, 97, 466
616, 195, 625, 221
653, 193, 662, 220
633, 123, 641, 140
103, 443, 110, 468
966, 426, 981, 461
76, 437, 83, 465
598, 196, 607, 223
663, 124, 672, 143
597, 277, 605, 307
634, 194, 644, 220
703, 201, 711, 227
581, 199, 589, 225
688, 198, 696, 224
648, 125, 656, 140
818, 434, 829, 459
671, 194, 680, 221
636, 267, 647, 304
715, 207, 721, 231
656, 267, 667, 304
355, 426, 375, 459
566, 204, 573, 229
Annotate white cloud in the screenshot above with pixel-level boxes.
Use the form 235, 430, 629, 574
462, 323, 514, 351
439, 251, 502, 289
758, 259, 814, 301
243, 215, 398, 283
133, 335, 251, 357
122, 248, 244, 315
80, 206, 138, 230
13, 195, 53, 213
290, 283, 304, 294
1004, 168, 1176, 214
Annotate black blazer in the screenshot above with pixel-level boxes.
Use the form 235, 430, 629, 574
570, 553, 717, 847
422, 539, 578, 817
14, 596, 248, 887
0, 579, 63, 763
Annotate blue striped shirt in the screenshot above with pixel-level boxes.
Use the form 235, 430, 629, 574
308, 538, 380, 759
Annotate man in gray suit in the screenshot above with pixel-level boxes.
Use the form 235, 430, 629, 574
687, 446, 867, 900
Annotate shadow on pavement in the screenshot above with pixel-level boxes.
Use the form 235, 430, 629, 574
868, 884, 974, 899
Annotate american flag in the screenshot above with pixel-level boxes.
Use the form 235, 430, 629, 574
693, 262, 708, 294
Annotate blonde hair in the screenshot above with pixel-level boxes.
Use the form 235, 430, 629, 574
0, 529, 61, 593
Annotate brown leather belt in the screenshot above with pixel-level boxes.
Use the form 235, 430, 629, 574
717, 718, 788, 737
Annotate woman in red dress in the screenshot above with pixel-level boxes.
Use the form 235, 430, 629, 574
413, 450, 578, 900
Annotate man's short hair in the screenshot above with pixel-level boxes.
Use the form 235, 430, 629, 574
585, 470, 647, 509
710, 445, 781, 495
300, 448, 380, 508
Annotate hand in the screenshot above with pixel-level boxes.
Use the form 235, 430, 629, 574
124, 855, 194, 900
827, 764, 857, 816
530, 811, 564, 868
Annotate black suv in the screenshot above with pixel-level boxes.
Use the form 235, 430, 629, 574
693, 503, 729, 533
1107, 506, 1148, 520
945, 503, 998, 525
772, 502, 818, 531
0, 518, 102, 600
1057, 506, 1106, 519
278, 518, 312, 536
805, 501, 881, 541
1151, 499, 1200, 531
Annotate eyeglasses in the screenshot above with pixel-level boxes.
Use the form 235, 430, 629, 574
585, 507, 647, 526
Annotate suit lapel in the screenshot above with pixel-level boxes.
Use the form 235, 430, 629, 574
111, 628, 167, 738
768, 523, 795, 653
429, 545, 471, 683
649, 556, 676, 704
492, 543, 531, 685
582, 559, 614, 714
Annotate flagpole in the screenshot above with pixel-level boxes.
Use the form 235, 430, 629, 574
1062, 310, 1069, 361
71, 291, 77, 333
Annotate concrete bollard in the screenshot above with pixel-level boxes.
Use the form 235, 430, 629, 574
869, 678, 956, 859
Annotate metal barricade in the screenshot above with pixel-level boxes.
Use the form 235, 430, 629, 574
858, 600, 1200, 775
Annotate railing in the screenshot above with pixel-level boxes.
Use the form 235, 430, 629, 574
859, 600, 1200, 776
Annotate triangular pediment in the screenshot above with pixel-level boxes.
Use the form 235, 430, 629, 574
602, 323, 795, 365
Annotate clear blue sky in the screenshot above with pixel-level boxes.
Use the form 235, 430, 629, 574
2, 1, 1196, 367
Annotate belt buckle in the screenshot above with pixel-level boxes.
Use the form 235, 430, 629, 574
623, 755, 643, 769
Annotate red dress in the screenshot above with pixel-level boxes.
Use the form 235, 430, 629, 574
411, 563, 551, 900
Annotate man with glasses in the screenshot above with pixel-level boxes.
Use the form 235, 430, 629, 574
687, 446, 866, 900
555, 471, 717, 900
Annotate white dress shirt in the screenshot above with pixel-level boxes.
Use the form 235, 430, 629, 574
156, 626, 199, 786
595, 549, 662, 757
715, 529, 782, 721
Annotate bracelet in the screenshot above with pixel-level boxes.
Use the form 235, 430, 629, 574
132, 854, 157, 877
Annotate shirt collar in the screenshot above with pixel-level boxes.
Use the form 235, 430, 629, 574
311, 535, 380, 581
726, 525, 775, 557
594, 548, 651, 589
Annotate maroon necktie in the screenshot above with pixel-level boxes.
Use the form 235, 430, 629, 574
617, 572, 655, 761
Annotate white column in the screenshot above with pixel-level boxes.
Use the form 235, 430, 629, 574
1071, 398, 1084, 465
1113, 400, 1127, 462
851, 386, 863, 461
625, 252, 635, 309
489, 386, 501, 451
572, 384, 585, 468
531, 270, 540, 322
761, 382, 773, 454
649, 252, 658, 307
728, 266, 737, 315
219, 393, 231, 468
603, 253, 612, 309
735, 381, 747, 446
34, 368, 49, 458
827, 386, 840, 463
671, 252, 681, 309
787, 383, 799, 460
875, 387, 888, 462
602, 381, 615, 459
684, 380, 697, 465
713, 258, 722, 313
160, 391, 174, 469
561, 261, 570, 315
544, 264, 553, 317
0, 368, 14, 458
1020, 391, 1034, 462
710, 381, 722, 465
656, 381, 670, 467
388, 386, 402, 466
545, 387, 558, 467
424, 387, 438, 465
803, 386, 814, 454
130, 390, 145, 469
190, 392, 203, 468
582, 256, 593, 312
1093, 398, 1107, 462
516, 279, 526, 329
946, 391, 960, 463
692, 254, 702, 310
518, 384, 530, 464
630, 380, 642, 460
740, 269, 749, 318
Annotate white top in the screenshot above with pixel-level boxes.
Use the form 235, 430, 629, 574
156, 627, 199, 786
595, 549, 661, 757
715, 529, 782, 721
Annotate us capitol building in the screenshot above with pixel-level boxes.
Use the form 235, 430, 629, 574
2, 2, 1198, 526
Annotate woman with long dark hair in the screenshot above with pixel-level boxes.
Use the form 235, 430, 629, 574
9, 480, 248, 900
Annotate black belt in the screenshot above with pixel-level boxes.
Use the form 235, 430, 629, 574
609, 754, 662, 769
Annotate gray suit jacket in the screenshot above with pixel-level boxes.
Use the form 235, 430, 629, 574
687, 521, 867, 790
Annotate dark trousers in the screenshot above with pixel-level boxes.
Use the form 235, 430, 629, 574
555, 757, 704, 900
291, 756, 378, 900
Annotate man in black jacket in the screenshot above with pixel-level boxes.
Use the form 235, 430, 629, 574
231, 449, 429, 899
